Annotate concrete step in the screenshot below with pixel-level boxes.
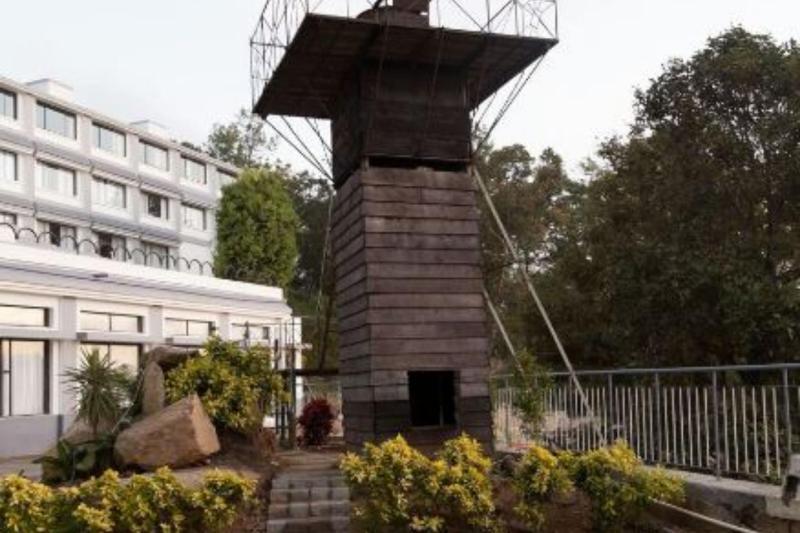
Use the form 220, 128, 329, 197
270, 486, 350, 504
268, 500, 350, 520
266, 515, 349, 533
272, 476, 347, 490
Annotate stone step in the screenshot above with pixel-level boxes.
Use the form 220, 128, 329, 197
266, 516, 349, 533
270, 486, 350, 504
272, 476, 347, 490
268, 500, 350, 520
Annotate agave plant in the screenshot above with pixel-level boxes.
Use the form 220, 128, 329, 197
63, 348, 133, 437
35, 436, 115, 484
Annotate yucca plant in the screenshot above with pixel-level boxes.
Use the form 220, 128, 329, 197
63, 349, 133, 437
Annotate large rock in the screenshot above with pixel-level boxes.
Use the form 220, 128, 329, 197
114, 394, 220, 470
141, 361, 166, 416
145, 345, 198, 370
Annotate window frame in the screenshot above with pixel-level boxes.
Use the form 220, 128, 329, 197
182, 203, 207, 231
79, 311, 143, 333
36, 102, 77, 139
145, 192, 169, 220
0, 305, 50, 328
0, 339, 50, 417
165, 318, 214, 337
0, 150, 17, 182
40, 220, 77, 250
80, 343, 141, 377
92, 122, 127, 157
39, 161, 77, 197
0, 89, 17, 120
182, 157, 207, 185
92, 176, 127, 209
141, 141, 169, 171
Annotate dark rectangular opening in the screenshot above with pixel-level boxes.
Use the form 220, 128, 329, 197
408, 371, 456, 427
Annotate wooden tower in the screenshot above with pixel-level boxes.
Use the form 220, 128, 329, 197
254, 0, 556, 450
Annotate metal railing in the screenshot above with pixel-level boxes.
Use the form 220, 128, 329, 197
494, 363, 800, 483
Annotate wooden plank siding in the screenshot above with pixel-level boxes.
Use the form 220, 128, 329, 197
333, 167, 493, 450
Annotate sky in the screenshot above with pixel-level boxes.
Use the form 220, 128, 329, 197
1, 1, 797, 178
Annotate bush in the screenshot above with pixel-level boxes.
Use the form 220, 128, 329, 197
298, 398, 335, 446
36, 436, 115, 485
341, 434, 499, 532
0, 468, 255, 533
510, 349, 552, 437
165, 337, 286, 435
512, 445, 573, 531
569, 442, 684, 532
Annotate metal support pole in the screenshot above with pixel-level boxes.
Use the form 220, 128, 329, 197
288, 321, 298, 449
655, 373, 663, 464
606, 374, 613, 445
783, 368, 792, 471
712, 371, 721, 479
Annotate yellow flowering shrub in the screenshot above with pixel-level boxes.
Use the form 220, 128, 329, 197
570, 441, 684, 532
513, 445, 573, 531
341, 434, 499, 532
0, 467, 255, 533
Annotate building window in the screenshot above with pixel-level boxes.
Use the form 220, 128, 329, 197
0, 151, 16, 182
0, 212, 17, 226
0, 89, 16, 119
144, 192, 169, 220
81, 343, 139, 377
0, 305, 49, 327
232, 323, 271, 342
94, 231, 125, 260
0, 340, 49, 417
39, 220, 76, 250
39, 162, 77, 197
182, 204, 206, 231
92, 177, 126, 209
408, 371, 457, 427
165, 318, 213, 337
182, 157, 207, 185
93, 123, 126, 157
36, 102, 76, 139
141, 142, 169, 171
142, 241, 169, 269
79, 311, 142, 334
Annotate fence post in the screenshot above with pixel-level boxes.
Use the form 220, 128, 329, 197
606, 373, 613, 445
783, 367, 792, 472
655, 373, 662, 464
712, 371, 721, 479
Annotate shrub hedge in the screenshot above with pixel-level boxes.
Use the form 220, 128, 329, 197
0, 468, 254, 533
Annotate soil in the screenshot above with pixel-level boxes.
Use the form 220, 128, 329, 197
494, 475, 594, 532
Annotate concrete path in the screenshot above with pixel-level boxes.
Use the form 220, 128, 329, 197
0, 456, 41, 481
267, 448, 350, 533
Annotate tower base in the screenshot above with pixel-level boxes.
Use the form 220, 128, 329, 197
332, 167, 493, 451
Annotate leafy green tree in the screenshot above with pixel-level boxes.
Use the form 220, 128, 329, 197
214, 167, 299, 288
206, 109, 274, 168
533, 28, 800, 368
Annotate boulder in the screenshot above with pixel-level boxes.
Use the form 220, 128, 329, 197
145, 345, 198, 370
114, 394, 220, 470
141, 361, 166, 416
61, 417, 115, 444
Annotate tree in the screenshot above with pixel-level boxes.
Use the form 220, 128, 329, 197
206, 109, 274, 168
214, 167, 299, 288
531, 28, 800, 368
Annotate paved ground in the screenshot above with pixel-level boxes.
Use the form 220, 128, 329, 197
0, 456, 41, 480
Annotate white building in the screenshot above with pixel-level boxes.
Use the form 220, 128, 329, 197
0, 76, 300, 458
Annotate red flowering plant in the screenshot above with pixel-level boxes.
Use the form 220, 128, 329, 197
298, 398, 335, 446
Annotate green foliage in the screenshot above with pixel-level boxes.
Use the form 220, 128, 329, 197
341, 434, 499, 532
63, 349, 132, 437
36, 436, 115, 485
165, 336, 286, 435
512, 445, 572, 531
569, 442, 684, 532
510, 350, 552, 436
298, 397, 335, 446
214, 167, 299, 288
205, 109, 273, 168
0, 468, 255, 533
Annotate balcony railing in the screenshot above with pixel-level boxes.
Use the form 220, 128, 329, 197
0, 222, 214, 276
494, 363, 800, 483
